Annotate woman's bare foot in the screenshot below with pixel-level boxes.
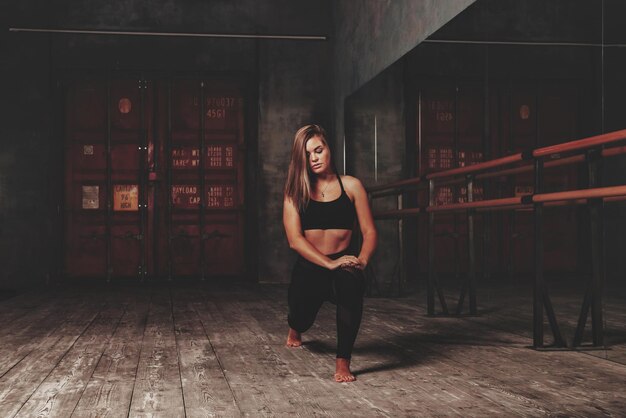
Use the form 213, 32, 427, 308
334, 358, 356, 382
286, 328, 302, 347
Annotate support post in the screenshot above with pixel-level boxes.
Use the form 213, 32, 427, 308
397, 194, 404, 296
427, 179, 435, 315
467, 175, 477, 315
533, 158, 544, 348
105, 79, 112, 282
589, 198, 604, 346
587, 150, 604, 346
166, 80, 173, 281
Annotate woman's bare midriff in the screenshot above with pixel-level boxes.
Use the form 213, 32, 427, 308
304, 229, 353, 255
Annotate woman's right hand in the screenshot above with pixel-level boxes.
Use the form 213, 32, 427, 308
327, 255, 361, 270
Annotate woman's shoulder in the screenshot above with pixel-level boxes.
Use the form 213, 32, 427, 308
339, 175, 365, 195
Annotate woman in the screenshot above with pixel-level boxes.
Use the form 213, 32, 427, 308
283, 124, 377, 382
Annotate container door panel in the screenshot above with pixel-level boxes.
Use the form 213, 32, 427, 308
65, 77, 246, 280
65, 81, 107, 277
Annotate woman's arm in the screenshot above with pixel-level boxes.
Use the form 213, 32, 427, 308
283, 196, 359, 269
344, 176, 378, 269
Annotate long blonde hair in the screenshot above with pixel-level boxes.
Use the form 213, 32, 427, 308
284, 124, 336, 213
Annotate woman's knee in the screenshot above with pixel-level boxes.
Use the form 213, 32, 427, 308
288, 309, 317, 333
333, 268, 366, 300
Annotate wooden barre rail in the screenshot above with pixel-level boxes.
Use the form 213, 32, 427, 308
365, 133, 626, 195
423, 129, 626, 183
533, 128, 626, 158
532, 185, 626, 203
425, 153, 524, 180
427, 185, 626, 213
426, 197, 522, 212
372, 187, 626, 218
474, 195, 626, 213
419, 145, 626, 188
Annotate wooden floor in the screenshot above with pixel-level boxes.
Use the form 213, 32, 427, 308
1, 279, 625, 417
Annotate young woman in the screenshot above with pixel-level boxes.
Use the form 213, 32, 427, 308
283, 124, 377, 382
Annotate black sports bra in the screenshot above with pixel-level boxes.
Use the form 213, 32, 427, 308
301, 175, 356, 231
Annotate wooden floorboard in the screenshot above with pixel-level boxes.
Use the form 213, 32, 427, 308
14, 294, 127, 417
0, 290, 105, 417
0, 299, 69, 378
172, 287, 240, 417
127, 287, 185, 417
0, 280, 625, 417
71, 286, 151, 417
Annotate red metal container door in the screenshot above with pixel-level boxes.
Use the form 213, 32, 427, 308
504, 85, 537, 276
169, 79, 203, 277
168, 79, 245, 277
66, 77, 246, 280
65, 79, 151, 279
502, 83, 580, 275
418, 83, 485, 275
419, 85, 456, 275
203, 82, 245, 276
110, 80, 150, 277
65, 80, 108, 277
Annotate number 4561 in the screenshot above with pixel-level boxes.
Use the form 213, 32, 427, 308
207, 109, 225, 119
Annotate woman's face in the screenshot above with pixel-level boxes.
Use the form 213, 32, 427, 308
305, 135, 332, 175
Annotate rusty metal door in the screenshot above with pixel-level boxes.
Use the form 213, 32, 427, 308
64, 77, 245, 279
499, 82, 580, 275
415, 80, 581, 277
417, 82, 486, 276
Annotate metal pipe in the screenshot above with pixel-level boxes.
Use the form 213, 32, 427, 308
423, 38, 626, 48
9, 27, 327, 41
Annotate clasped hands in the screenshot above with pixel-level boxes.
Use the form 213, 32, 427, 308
328, 255, 366, 270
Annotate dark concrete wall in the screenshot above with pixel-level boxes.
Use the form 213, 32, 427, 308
1, 0, 331, 287
345, 63, 407, 292
332, 0, 476, 160
256, 39, 331, 283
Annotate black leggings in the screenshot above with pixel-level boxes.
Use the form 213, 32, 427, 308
287, 252, 365, 359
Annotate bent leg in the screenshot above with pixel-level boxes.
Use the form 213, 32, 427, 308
287, 263, 327, 334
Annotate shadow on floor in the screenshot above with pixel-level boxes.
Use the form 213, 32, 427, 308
302, 328, 518, 377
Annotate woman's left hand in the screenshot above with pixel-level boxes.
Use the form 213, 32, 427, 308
354, 257, 367, 270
